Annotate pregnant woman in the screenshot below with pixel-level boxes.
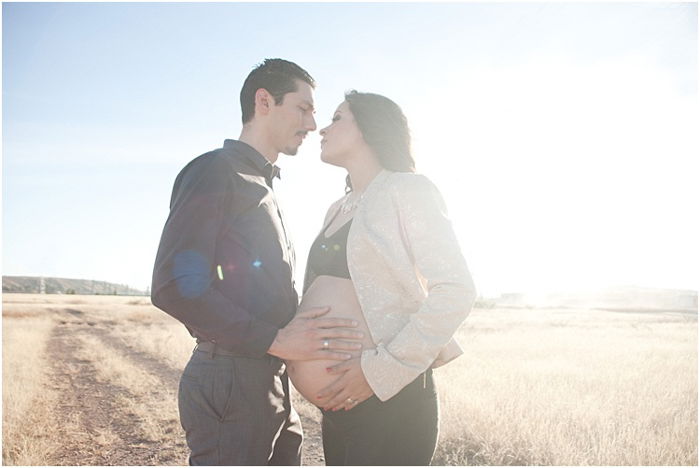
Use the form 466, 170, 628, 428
286, 91, 476, 465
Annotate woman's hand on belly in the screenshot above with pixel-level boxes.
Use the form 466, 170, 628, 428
287, 275, 374, 405
316, 358, 374, 411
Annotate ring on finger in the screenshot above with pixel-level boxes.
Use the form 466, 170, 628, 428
346, 398, 358, 406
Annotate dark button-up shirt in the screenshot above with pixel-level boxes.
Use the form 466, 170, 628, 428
151, 139, 297, 357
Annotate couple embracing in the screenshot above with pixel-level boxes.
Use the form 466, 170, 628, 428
151, 58, 476, 466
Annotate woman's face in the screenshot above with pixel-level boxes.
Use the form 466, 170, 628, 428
319, 101, 366, 167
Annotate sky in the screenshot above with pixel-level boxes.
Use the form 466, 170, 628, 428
2, 2, 698, 297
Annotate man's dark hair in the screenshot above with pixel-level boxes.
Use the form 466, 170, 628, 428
344, 90, 415, 191
240, 58, 315, 124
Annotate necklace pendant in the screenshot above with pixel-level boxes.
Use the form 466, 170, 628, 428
341, 202, 354, 215
340, 192, 363, 215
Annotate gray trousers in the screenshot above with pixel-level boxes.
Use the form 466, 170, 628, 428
178, 348, 303, 465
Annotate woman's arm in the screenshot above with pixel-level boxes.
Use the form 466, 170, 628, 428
360, 173, 477, 401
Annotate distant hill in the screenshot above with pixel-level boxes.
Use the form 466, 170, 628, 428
482, 286, 698, 313
2, 276, 147, 296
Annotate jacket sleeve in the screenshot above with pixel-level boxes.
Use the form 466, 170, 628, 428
151, 155, 279, 357
360, 174, 476, 401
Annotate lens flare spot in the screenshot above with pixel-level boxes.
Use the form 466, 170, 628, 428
217, 265, 224, 280
333, 244, 341, 251
252, 259, 262, 268
173, 250, 209, 299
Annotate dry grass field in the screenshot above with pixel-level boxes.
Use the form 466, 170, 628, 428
2, 293, 697, 465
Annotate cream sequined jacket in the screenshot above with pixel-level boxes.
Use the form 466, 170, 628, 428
305, 170, 477, 402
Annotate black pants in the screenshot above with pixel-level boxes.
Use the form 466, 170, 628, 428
321, 369, 439, 466
178, 348, 303, 465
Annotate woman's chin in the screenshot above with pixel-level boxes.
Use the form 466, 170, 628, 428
320, 153, 341, 167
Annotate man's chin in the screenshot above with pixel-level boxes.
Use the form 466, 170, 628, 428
281, 145, 300, 156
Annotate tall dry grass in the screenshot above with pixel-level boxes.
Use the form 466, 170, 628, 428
2, 316, 58, 465
2, 294, 696, 465
432, 308, 697, 465
108, 319, 194, 371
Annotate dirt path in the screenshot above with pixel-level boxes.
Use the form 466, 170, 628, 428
45, 321, 188, 465
42, 311, 324, 465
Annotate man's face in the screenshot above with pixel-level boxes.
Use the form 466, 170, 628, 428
268, 80, 317, 156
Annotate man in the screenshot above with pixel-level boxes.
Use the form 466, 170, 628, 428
151, 59, 364, 465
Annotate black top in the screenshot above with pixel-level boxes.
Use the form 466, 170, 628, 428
304, 212, 352, 293
151, 139, 297, 357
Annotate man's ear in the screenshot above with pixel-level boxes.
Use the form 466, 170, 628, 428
254, 88, 274, 116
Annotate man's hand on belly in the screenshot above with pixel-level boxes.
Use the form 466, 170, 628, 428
267, 306, 364, 361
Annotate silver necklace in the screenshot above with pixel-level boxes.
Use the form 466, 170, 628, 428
340, 192, 364, 214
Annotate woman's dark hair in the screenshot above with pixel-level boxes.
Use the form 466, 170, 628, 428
344, 90, 415, 191
240, 58, 315, 124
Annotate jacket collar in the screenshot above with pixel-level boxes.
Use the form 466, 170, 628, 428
361, 169, 392, 201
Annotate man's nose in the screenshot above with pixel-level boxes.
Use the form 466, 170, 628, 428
306, 114, 317, 132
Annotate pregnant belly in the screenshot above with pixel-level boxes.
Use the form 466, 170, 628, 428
286, 275, 374, 405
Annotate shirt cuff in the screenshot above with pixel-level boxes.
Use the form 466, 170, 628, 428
215, 318, 280, 358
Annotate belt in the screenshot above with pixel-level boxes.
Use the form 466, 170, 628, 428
194, 341, 282, 366
195, 341, 243, 358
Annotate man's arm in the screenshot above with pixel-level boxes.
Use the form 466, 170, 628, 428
152, 154, 363, 359
152, 154, 280, 355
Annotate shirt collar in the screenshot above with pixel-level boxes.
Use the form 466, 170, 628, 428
223, 139, 282, 183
